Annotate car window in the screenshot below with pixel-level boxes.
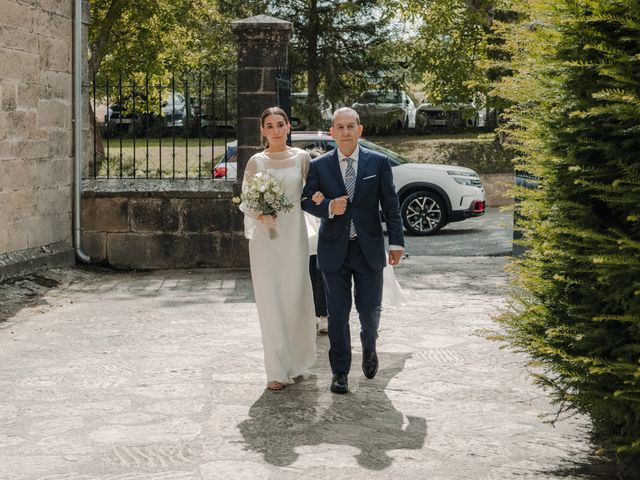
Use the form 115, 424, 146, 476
358, 92, 376, 103
386, 92, 403, 103
359, 92, 402, 104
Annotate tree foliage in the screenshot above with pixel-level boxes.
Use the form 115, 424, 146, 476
494, 0, 640, 475
266, 0, 405, 127
394, 0, 500, 104
88, 0, 263, 81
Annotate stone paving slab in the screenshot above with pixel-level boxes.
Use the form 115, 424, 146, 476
0, 257, 613, 479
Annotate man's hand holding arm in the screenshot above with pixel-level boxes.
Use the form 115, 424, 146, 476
329, 196, 349, 217
301, 161, 332, 218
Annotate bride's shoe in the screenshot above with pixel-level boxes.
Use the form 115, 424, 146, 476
267, 381, 284, 391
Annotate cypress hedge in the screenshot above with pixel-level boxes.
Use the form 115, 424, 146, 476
493, 0, 640, 476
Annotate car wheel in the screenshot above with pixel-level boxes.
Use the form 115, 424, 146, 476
400, 191, 448, 235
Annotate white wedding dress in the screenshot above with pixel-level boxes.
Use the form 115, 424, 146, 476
240, 147, 317, 384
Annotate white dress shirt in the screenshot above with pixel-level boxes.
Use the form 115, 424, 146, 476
329, 146, 402, 251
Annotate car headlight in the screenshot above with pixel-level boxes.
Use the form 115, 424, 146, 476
453, 177, 477, 186
447, 170, 482, 187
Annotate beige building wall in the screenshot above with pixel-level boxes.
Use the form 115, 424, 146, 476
0, 0, 75, 277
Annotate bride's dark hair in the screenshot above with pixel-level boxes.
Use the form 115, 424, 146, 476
260, 107, 289, 147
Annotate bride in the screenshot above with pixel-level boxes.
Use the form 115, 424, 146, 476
239, 107, 323, 391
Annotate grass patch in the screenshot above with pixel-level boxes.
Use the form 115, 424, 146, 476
94, 136, 234, 178
368, 133, 513, 174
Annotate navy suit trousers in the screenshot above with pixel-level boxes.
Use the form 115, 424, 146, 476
322, 239, 383, 375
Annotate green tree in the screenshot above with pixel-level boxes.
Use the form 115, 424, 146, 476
396, 0, 497, 104
266, 0, 405, 128
494, 0, 640, 475
86, 0, 264, 174
88, 0, 267, 81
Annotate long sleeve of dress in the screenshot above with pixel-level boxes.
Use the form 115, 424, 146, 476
301, 152, 311, 181
239, 156, 261, 239
299, 151, 321, 253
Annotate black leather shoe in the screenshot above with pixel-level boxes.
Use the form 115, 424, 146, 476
330, 373, 349, 394
362, 351, 378, 379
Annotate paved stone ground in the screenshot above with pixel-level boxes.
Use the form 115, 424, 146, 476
0, 256, 615, 479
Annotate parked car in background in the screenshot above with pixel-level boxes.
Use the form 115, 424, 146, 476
214, 132, 485, 235
416, 97, 487, 129
102, 94, 153, 137
352, 90, 416, 132
162, 92, 198, 130
104, 103, 139, 135
161, 92, 236, 136
291, 92, 332, 130
513, 170, 539, 256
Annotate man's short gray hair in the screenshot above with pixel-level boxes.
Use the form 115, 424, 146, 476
332, 107, 360, 126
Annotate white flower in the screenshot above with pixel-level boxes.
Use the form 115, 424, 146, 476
237, 170, 294, 217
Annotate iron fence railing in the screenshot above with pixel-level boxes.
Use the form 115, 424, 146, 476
87, 69, 237, 180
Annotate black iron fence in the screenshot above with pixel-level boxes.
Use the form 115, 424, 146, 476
87, 69, 237, 180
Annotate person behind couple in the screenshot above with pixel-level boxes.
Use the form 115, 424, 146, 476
239, 106, 323, 391
306, 147, 329, 335
301, 107, 405, 394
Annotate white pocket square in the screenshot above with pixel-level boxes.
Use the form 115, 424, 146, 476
362, 174, 377, 180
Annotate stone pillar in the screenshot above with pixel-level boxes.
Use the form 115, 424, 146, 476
231, 15, 293, 184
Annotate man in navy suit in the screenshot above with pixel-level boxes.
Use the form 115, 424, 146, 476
302, 107, 405, 394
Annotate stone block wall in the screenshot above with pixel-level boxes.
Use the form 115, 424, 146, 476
0, 0, 77, 279
81, 180, 249, 269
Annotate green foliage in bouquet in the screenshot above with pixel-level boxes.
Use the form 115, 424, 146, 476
237, 171, 294, 216
493, 0, 640, 475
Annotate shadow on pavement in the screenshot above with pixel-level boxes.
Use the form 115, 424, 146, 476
426, 228, 483, 236
237, 352, 427, 470
0, 274, 60, 322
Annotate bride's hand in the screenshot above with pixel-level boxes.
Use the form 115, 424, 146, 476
258, 214, 277, 228
312, 191, 324, 205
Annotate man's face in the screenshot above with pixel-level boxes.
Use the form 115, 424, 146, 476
330, 111, 363, 156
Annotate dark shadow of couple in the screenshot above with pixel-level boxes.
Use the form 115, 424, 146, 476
237, 351, 427, 470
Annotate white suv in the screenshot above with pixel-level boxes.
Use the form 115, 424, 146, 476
214, 132, 485, 235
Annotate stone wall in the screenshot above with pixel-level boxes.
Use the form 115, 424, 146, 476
81, 180, 248, 269
0, 0, 78, 280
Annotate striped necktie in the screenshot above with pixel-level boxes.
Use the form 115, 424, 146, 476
344, 157, 357, 238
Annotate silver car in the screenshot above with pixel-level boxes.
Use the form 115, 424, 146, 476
352, 90, 416, 132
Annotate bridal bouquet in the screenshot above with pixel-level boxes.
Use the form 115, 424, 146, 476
234, 170, 294, 239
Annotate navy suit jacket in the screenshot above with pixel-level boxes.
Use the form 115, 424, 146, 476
301, 146, 405, 272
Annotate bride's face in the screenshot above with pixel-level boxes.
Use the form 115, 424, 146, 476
261, 114, 290, 149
